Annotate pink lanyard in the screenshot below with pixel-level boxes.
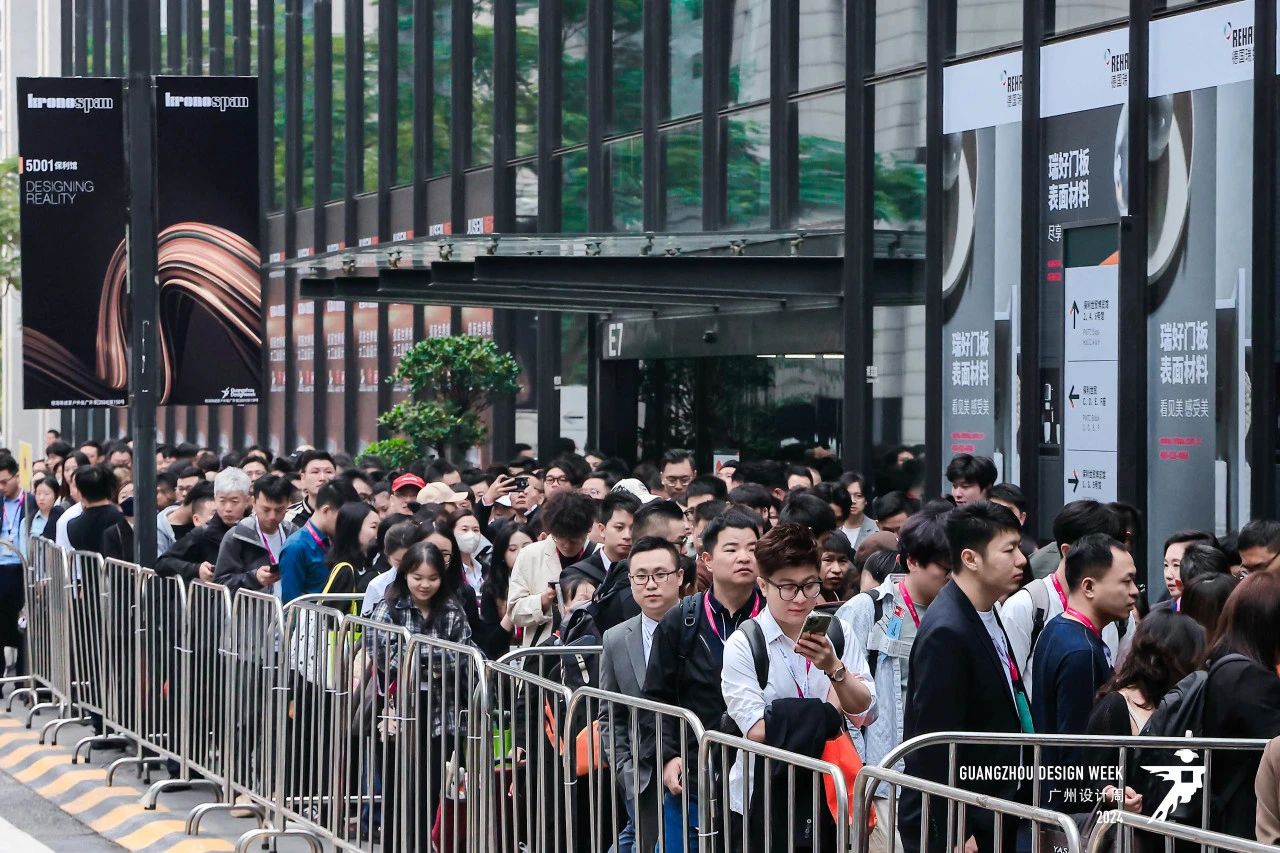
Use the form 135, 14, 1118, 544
1050, 573, 1069, 608
1063, 605, 1102, 638
259, 527, 281, 566
304, 521, 328, 550
703, 591, 761, 641
897, 580, 921, 628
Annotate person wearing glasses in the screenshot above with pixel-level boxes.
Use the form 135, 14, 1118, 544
720, 523, 875, 848
1238, 519, 1280, 575
598, 536, 684, 853
658, 448, 696, 506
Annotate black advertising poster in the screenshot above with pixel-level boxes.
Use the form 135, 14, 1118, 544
154, 76, 261, 405
17, 77, 127, 408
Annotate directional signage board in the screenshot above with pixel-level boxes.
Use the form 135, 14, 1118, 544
1062, 259, 1119, 503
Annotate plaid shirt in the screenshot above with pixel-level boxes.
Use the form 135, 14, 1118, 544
369, 594, 473, 737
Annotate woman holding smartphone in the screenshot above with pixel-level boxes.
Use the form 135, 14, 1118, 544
721, 523, 876, 848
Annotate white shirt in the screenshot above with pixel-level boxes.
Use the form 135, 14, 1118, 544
1000, 574, 1135, 698
462, 558, 484, 603
977, 608, 1016, 700
55, 502, 84, 550
640, 613, 659, 662
362, 568, 396, 617
721, 608, 877, 814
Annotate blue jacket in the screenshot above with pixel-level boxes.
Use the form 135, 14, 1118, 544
279, 522, 330, 603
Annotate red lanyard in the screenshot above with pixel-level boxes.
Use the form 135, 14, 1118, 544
304, 521, 328, 550
897, 580, 921, 628
1049, 573, 1068, 609
1063, 606, 1103, 639
259, 527, 281, 566
703, 591, 762, 641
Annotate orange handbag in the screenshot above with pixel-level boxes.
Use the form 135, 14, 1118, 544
543, 698, 603, 777
822, 729, 876, 832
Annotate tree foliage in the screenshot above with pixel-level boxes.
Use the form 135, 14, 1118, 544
378, 335, 521, 460
0, 158, 20, 293
359, 437, 419, 470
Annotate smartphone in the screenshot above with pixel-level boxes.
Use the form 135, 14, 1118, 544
514, 476, 529, 490
800, 611, 833, 637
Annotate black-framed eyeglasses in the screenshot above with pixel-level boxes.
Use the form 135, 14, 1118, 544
765, 578, 823, 601
629, 569, 680, 587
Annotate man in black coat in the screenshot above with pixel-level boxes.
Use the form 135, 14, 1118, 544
157, 468, 250, 584
215, 474, 295, 593
901, 501, 1030, 853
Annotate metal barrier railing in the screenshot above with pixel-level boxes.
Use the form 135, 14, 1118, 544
73, 557, 138, 763
0, 539, 32, 699
1090, 809, 1280, 853
0, 539, 43, 712
699, 728, 851, 853
566, 686, 707, 853
853, 764, 1082, 853
41, 550, 103, 744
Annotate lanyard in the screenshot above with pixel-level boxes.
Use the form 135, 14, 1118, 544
774, 645, 812, 698
304, 521, 328, 550
1172, 597, 1180, 613
1049, 573, 1068, 609
259, 526, 282, 566
1, 494, 23, 539
897, 580, 921, 628
1062, 605, 1103, 639
703, 591, 762, 641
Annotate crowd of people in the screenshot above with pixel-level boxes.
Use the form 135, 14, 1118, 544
4, 431, 1280, 850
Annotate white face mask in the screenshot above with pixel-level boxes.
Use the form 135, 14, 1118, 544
455, 531, 482, 556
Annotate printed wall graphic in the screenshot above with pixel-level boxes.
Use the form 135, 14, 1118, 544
323, 299, 346, 452
354, 301, 380, 452
266, 271, 286, 453
18, 77, 128, 408
153, 76, 262, 405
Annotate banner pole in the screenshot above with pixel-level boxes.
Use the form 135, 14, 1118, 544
126, 0, 158, 566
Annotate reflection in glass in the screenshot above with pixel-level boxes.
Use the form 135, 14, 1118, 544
562, 150, 589, 231
610, 137, 644, 232
955, 0, 1021, 56
1052, 0, 1126, 34
332, 4, 348, 198
728, 0, 769, 105
664, 122, 702, 231
875, 0, 925, 74
515, 163, 538, 232
563, 0, 589, 146
725, 108, 770, 228
797, 94, 845, 227
473, 0, 495, 165
613, 0, 643, 131
362, 0, 379, 192
666, 0, 703, 119
395, 0, 414, 185
798, 0, 844, 91
433, 0, 452, 175
874, 76, 926, 232
302, 3, 316, 206
272, 3, 286, 209
515, 0, 539, 159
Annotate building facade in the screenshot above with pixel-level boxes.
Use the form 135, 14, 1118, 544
53, 0, 1280, 585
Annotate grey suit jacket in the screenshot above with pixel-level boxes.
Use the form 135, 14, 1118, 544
598, 614, 654, 799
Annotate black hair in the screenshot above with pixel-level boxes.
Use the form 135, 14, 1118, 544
541, 491, 599, 539
1107, 502, 1145, 549
633, 499, 685, 539
381, 516, 426, 557
1180, 573, 1239, 642
694, 499, 728, 525
819, 530, 855, 561
945, 453, 998, 491
251, 473, 295, 503
1207, 571, 1280, 670
945, 500, 1022, 571
687, 475, 726, 502
778, 492, 837, 538
45, 440, 72, 459
425, 459, 459, 482
583, 469, 620, 492
171, 464, 202, 481
864, 549, 899, 585
489, 519, 533, 577
784, 464, 814, 488
754, 523, 820, 576
660, 448, 695, 471
341, 467, 372, 487
1238, 519, 1280, 555
79, 440, 103, 453
32, 475, 60, 500
701, 508, 762, 554
327, 501, 378, 571
545, 457, 587, 487
1162, 528, 1216, 555
1063, 533, 1126, 591
727, 483, 772, 511
316, 479, 360, 512
1053, 500, 1125, 550
1178, 542, 1231, 587
987, 483, 1027, 513
734, 460, 786, 492
185, 480, 215, 507
386, 542, 458, 628
173, 442, 199, 459
898, 500, 953, 570
0, 452, 18, 476
1099, 610, 1205, 708
628, 535, 681, 571
74, 463, 116, 503
297, 449, 336, 471
811, 481, 852, 520
600, 491, 641, 524
872, 491, 910, 522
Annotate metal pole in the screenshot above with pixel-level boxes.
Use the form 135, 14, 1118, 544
126, 0, 158, 566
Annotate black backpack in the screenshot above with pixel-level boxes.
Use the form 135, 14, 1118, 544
1131, 653, 1249, 825
531, 606, 603, 691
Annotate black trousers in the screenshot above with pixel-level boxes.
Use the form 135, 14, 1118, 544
0, 565, 25, 673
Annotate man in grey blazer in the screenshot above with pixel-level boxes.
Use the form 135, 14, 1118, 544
598, 536, 684, 853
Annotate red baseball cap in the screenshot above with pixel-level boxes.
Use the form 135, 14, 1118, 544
391, 473, 426, 493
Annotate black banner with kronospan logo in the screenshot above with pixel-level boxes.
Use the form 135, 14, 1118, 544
153, 75, 261, 405
18, 77, 128, 408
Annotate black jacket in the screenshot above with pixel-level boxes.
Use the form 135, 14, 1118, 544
900, 580, 1027, 853
1201, 654, 1280, 839
101, 520, 134, 563
156, 515, 233, 583
752, 699, 843, 851
214, 516, 297, 593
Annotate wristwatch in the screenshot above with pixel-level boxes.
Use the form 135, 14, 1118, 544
827, 664, 848, 683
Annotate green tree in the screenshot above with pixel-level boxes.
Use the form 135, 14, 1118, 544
379, 335, 521, 461
0, 159, 21, 293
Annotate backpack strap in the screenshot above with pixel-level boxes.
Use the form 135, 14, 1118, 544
1027, 580, 1050, 662
861, 589, 884, 678
740, 619, 770, 690
322, 561, 354, 595
675, 593, 703, 664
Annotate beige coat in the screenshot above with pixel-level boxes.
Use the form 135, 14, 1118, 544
506, 537, 563, 647
1256, 736, 1280, 843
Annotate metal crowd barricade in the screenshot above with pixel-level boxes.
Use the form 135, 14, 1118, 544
74, 557, 140, 763
12, 538, 71, 726
0, 540, 37, 704
852, 764, 1081, 853
489, 658, 577, 853
1090, 810, 1280, 853
874, 731, 1270, 843
46, 550, 108, 744
565, 686, 707, 853
699, 729, 850, 853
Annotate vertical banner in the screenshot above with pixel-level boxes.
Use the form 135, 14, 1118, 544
323, 300, 346, 452
17, 77, 127, 408
387, 303, 419, 405
354, 301, 380, 452
294, 294, 316, 447
941, 52, 1023, 476
266, 271, 287, 454
154, 76, 262, 405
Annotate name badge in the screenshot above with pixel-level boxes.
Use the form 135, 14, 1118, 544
884, 614, 903, 641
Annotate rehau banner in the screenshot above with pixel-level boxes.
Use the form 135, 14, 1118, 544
153, 75, 262, 405
18, 77, 128, 408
